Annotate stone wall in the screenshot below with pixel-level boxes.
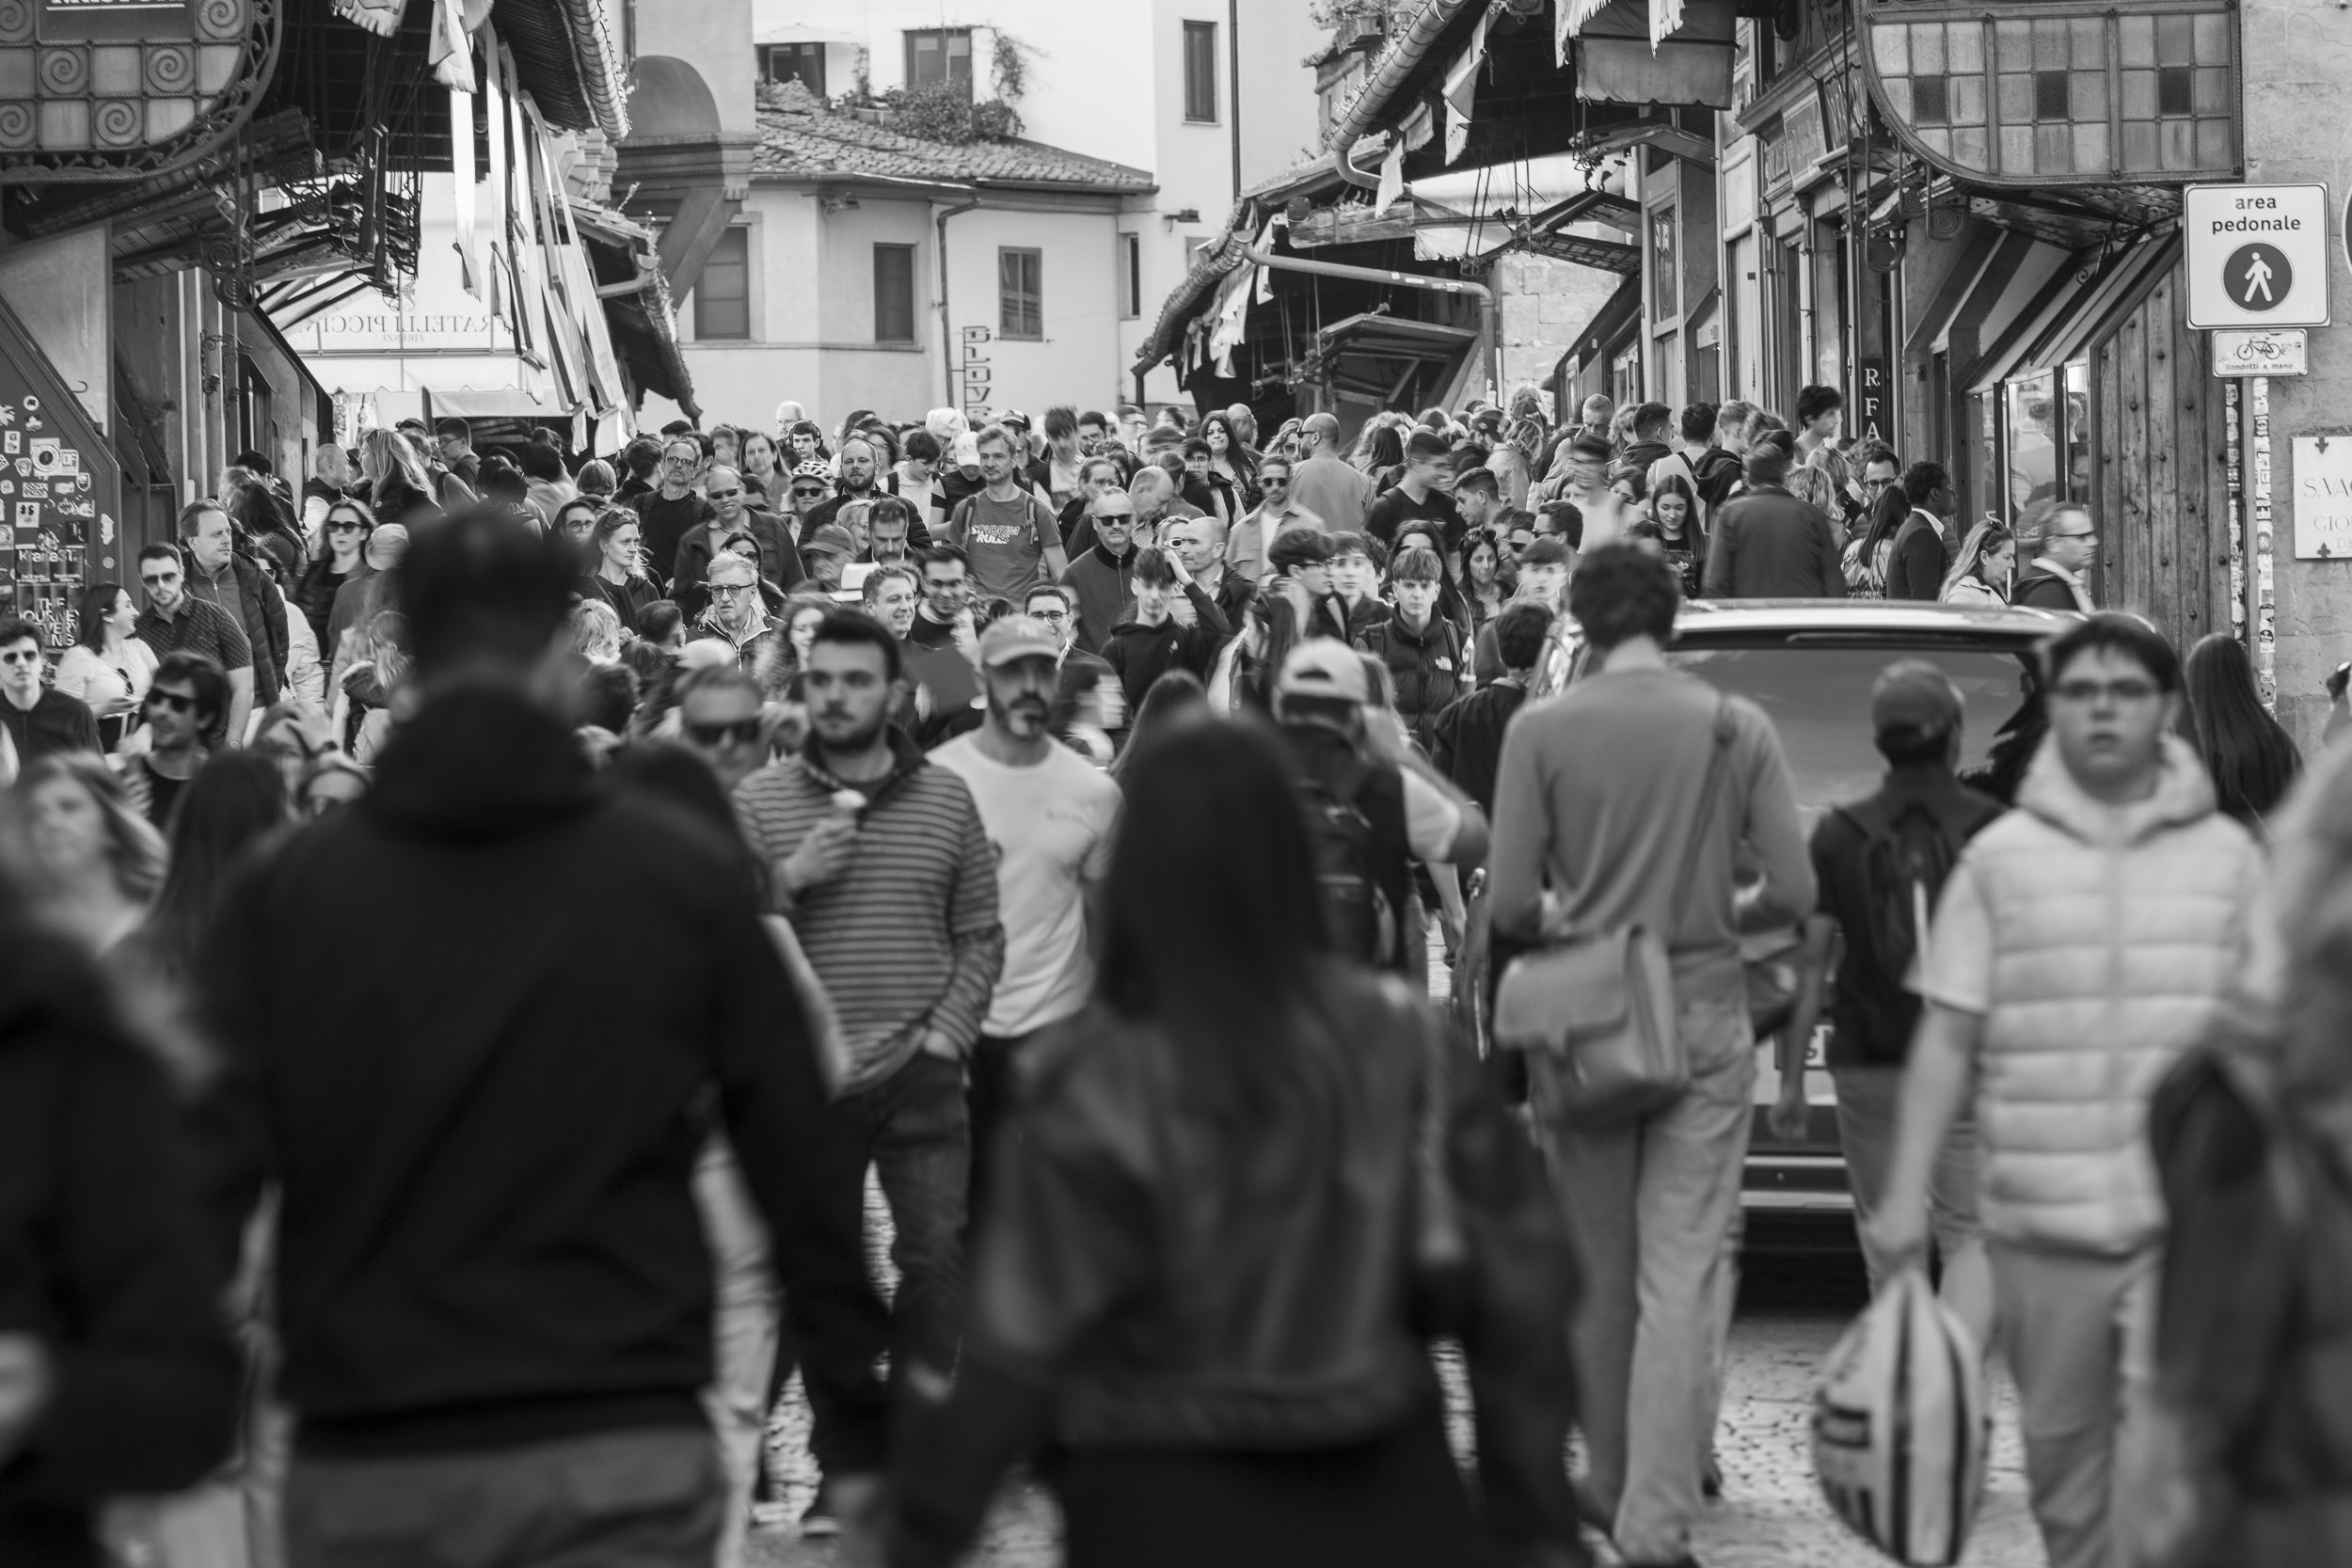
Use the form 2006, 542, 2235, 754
2238, 0, 2352, 747
1488, 251, 1625, 404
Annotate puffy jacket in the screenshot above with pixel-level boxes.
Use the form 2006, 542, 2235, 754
188, 553, 287, 706
1953, 735, 2267, 1254
1355, 608, 1464, 751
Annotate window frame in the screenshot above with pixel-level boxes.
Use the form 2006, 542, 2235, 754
904, 27, 974, 90
694, 226, 753, 341
873, 242, 917, 345
998, 245, 1043, 341
1182, 20, 1219, 123
1121, 233, 1142, 320
760, 42, 825, 95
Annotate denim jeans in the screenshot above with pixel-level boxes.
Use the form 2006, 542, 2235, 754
803, 1050, 970, 1473
281, 1428, 722, 1568
1537, 993, 1755, 1566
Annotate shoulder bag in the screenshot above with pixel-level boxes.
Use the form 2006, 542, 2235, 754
1492, 694, 1735, 1129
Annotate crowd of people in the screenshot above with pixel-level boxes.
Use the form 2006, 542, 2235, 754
1, 379, 2349, 1568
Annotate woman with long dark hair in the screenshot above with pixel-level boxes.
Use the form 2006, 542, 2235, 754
124, 752, 288, 987
2184, 632, 2301, 829
1106, 668, 1207, 779
294, 497, 375, 654
8, 751, 167, 952
581, 507, 662, 634
884, 719, 1581, 1568
1200, 411, 1260, 512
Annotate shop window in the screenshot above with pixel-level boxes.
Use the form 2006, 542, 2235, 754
2157, 65, 2193, 115
1913, 76, 1948, 125
874, 244, 915, 343
2035, 71, 2070, 119
1650, 206, 1680, 321
1184, 22, 1218, 122
761, 42, 825, 94
2005, 370, 2058, 522
1121, 234, 1142, 319
999, 247, 1042, 340
905, 28, 973, 89
695, 229, 751, 341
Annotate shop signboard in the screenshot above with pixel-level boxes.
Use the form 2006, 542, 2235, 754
0, 300, 120, 646
2291, 436, 2352, 561
2185, 184, 2329, 330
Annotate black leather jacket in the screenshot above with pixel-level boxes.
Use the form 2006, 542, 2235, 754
890, 968, 1586, 1567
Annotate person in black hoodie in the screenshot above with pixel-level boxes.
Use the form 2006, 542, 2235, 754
188, 509, 889, 1568
0, 869, 240, 1567
1102, 546, 1230, 714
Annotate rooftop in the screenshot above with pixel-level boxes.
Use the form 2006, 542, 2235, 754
753, 81, 1155, 194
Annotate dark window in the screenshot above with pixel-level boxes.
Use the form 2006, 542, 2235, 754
1183, 21, 1218, 122
998, 247, 1042, 340
2157, 65, 2193, 115
695, 228, 751, 341
1122, 234, 1141, 319
874, 244, 916, 343
1912, 75, 1949, 125
905, 28, 973, 89
2035, 70, 2070, 120
761, 42, 824, 94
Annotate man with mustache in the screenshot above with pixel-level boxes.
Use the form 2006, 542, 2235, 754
930, 615, 1120, 1225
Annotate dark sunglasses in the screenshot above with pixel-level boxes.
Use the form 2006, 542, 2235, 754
790, 486, 828, 500
707, 488, 743, 500
141, 571, 182, 587
144, 689, 198, 713
0, 647, 40, 665
683, 718, 763, 747
326, 519, 367, 532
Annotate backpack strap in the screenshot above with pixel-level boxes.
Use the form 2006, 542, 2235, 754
1664, 694, 1737, 938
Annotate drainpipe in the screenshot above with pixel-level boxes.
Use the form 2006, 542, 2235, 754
936, 190, 982, 407
1243, 244, 1501, 402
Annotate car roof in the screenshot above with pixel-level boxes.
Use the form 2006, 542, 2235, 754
1671, 598, 2072, 641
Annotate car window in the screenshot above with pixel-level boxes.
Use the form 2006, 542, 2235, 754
1666, 641, 2039, 824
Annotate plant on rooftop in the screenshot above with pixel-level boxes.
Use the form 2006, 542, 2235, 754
825, 27, 1032, 144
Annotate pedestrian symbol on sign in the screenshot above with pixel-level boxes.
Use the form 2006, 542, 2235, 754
2226, 243, 2293, 311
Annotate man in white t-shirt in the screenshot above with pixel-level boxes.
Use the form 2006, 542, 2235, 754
930, 613, 1121, 1224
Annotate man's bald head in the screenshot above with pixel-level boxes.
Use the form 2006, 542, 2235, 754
1303, 411, 1342, 452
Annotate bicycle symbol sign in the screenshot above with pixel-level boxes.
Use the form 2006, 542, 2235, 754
2225, 244, 2293, 311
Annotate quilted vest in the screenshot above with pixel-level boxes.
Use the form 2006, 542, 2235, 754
1964, 736, 2263, 1255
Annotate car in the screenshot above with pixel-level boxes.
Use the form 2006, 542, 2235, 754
1529, 597, 2074, 1246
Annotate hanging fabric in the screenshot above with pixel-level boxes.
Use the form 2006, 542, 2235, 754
333, 0, 405, 38
1443, 11, 1489, 165
1377, 141, 1405, 214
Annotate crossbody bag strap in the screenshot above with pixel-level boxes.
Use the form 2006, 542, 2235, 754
1662, 693, 1737, 942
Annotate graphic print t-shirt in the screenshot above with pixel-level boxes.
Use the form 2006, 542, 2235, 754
951, 493, 1055, 603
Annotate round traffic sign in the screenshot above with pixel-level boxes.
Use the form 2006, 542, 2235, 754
2225, 243, 2293, 312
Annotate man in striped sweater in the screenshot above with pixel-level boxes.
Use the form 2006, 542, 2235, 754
733, 609, 1004, 1539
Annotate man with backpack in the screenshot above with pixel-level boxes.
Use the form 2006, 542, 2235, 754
1869, 614, 2274, 1568
945, 425, 1070, 606
1775, 661, 2001, 1338
1274, 639, 1486, 978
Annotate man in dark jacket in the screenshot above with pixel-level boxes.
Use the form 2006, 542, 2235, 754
180, 499, 287, 707
1882, 461, 1957, 602
0, 618, 100, 763
1433, 600, 1552, 816
1102, 545, 1230, 710
1059, 489, 1140, 656
1700, 431, 1847, 599
192, 511, 887, 1568
1353, 544, 1463, 752
2013, 504, 2099, 613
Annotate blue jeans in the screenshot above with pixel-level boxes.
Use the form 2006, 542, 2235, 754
803, 1050, 969, 1472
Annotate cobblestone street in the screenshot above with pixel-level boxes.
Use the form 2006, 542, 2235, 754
750, 1252, 2046, 1568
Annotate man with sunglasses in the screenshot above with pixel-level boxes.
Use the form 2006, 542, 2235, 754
0, 616, 100, 765
1870, 613, 2273, 1568
119, 650, 227, 830
1224, 454, 1324, 586
675, 663, 774, 794
631, 436, 720, 579
134, 542, 255, 746
675, 467, 802, 613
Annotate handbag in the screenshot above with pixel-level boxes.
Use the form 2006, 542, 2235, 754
1492, 693, 1735, 1129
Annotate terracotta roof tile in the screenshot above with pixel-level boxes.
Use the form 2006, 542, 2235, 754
753, 80, 1153, 191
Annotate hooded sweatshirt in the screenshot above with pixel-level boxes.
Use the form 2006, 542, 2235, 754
190, 688, 887, 1465
1915, 734, 2275, 1254
1101, 581, 1231, 709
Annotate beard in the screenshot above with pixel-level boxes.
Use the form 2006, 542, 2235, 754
987, 687, 1051, 738
815, 703, 889, 753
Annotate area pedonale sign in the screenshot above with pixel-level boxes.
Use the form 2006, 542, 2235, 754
2184, 184, 2331, 331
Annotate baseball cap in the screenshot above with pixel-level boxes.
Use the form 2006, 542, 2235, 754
951, 432, 980, 467
1872, 658, 1963, 740
364, 522, 410, 570
977, 615, 1061, 669
1276, 638, 1374, 705
804, 523, 856, 557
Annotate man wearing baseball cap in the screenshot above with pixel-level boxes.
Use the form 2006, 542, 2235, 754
1775, 659, 2004, 1335
1274, 638, 1487, 977
801, 523, 859, 594
930, 615, 1121, 1224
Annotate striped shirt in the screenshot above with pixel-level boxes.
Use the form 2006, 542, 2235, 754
734, 734, 1004, 1094
135, 594, 252, 673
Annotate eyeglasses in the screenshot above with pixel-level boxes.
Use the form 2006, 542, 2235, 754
684, 718, 764, 747
711, 582, 760, 598
708, 488, 742, 500
144, 689, 198, 713
1028, 608, 1070, 623
2052, 677, 2159, 705
141, 571, 182, 587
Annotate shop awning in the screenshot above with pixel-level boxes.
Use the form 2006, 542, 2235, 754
1565, 0, 1738, 110
575, 203, 699, 420
1302, 313, 1478, 403
1915, 230, 2070, 359
1961, 231, 2180, 398
1565, 275, 1644, 379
